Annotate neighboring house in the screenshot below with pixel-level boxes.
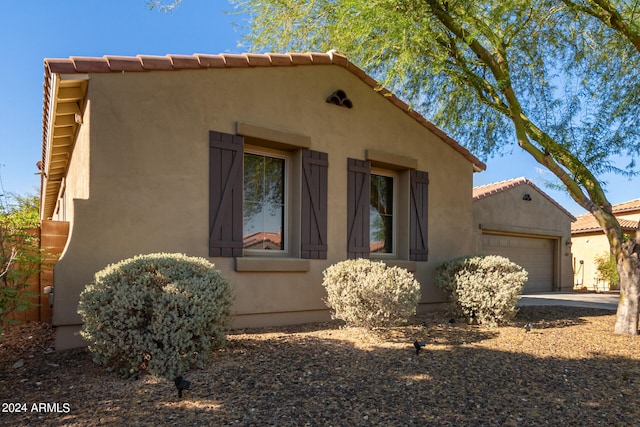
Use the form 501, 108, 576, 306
40, 51, 486, 350
571, 198, 640, 290
473, 177, 575, 293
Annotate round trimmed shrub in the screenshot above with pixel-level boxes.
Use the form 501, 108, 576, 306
322, 259, 421, 328
78, 253, 233, 379
434, 255, 528, 327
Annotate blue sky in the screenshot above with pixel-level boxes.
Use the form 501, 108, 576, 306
0, 0, 637, 215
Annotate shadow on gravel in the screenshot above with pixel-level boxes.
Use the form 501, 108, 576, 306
515, 305, 614, 329
3, 308, 638, 427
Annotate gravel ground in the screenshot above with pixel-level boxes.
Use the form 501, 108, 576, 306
1, 306, 639, 426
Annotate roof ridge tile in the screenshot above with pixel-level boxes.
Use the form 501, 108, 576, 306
105, 55, 144, 72
70, 57, 110, 73
45, 58, 77, 74
137, 54, 174, 70
194, 54, 226, 68
167, 54, 201, 69
245, 53, 272, 66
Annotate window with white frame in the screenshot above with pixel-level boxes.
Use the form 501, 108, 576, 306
242, 150, 287, 253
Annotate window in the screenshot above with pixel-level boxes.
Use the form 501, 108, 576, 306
370, 172, 395, 255
347, 157, 428, 261
243, 151, 287, 252
209, 130, 327, 261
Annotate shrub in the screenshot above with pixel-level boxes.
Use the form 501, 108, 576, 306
594, 252, 619, 290
322, 259, 421, 328
434, 255, 527, 327
78, 253, 233, 379
0, 193, 47, 340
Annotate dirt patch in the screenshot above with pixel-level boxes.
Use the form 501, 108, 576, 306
1, 306, 639, 426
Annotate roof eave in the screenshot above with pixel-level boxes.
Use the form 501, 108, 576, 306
40, 51, 487, 219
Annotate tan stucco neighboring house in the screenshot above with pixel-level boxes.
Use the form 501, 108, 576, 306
473, 177, 575, 293
40, 51, 486, 350
571, 198, 640, 291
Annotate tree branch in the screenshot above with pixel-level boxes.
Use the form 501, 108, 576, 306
425, 0, 625, 253
561, 0, 640, 52
434, 35, 511, 114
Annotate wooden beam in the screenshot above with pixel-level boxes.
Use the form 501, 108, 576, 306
56, 102, 81, 115
54, 115, 76, 127
57, 87, 84, 101
53, 127, 75, 138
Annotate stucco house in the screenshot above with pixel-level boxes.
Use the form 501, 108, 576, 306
473, 177, 575, 293
40, 51, 486, 350
571, 198, 640, 290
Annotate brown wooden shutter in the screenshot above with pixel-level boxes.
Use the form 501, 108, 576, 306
410, 170, 429, 261
301, 149, 328, 259
347, 158, 371, 259
209, 131, 244, 257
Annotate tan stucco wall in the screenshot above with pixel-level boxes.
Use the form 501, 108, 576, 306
570, 232, 612, 290
51, 106, 91, 223
52, 65, 476, 349
571, 209, 639, 291
473, 184, 574, 291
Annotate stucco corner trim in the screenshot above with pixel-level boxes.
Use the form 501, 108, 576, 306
235, 257, 310, 272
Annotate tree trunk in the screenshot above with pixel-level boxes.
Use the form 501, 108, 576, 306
614, 239, 640, 335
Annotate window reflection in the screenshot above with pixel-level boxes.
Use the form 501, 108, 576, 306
243, 153, 285, 250
370, 174, 394, 254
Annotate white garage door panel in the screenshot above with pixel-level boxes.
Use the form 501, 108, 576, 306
481, 235, 554, 293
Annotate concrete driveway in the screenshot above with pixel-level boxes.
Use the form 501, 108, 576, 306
518, 292, 619, 311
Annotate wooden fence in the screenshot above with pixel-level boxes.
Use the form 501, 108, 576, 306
6, 220, 69, 323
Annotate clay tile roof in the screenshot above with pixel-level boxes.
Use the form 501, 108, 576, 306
612, 198, 640, 214
220, 53, 250, 67
44, 58, 77, 74
245, 53, 272, 67
473, 177, 576, 220
106, 56, 144, 72
41, 51, 487, 218
269, 53, 294, 66
288, 52, 314, 65
473, 177, 529, 199
70, 57, 110, 73
571, 213, 639, 234
571, 197, 640, 234
194, 54, 226, 68
137, 54, 174, 70
167, 54, 201, 69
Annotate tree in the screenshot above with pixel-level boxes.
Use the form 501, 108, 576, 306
146, 0, 183, 12
560, 0, 640, 52
230, 0, 640, 333
0, 193, 44, 338
151, 0, 640, 333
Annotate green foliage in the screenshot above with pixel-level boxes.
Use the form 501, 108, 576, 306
234, 0, 639, 248
78, 253, 233, 379
233, 0, 640, 174
146, 0, 182, 12
0, 193, 44, 339
322, 259, 421, 328
594, 252, 619, 290
434, 255, 528, 327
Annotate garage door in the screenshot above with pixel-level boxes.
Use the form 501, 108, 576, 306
481, 234, 554, 293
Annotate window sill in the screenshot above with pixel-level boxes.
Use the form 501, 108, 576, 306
235, 257, 310, 272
